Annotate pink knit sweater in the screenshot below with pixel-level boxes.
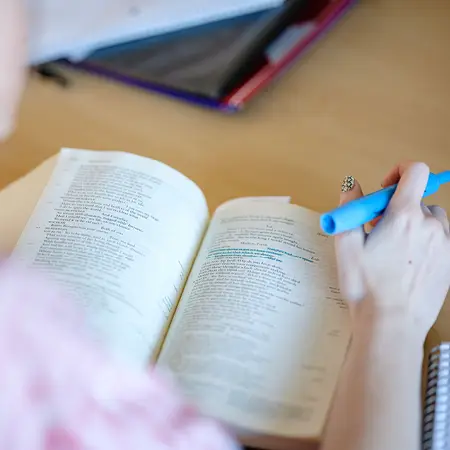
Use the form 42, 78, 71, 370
0, 261, 238, 450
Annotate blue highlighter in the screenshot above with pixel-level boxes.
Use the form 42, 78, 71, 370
320, 171, 450, 235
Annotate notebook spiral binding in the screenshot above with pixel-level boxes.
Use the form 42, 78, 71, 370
424, 343, 450, 450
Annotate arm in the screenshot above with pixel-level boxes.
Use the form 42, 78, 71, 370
322, 162, 450, 450
323, 311, 424, 450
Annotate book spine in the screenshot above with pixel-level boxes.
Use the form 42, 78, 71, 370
423, 344, 450, 450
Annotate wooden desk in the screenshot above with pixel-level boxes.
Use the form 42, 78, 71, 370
1, 0, 450, 339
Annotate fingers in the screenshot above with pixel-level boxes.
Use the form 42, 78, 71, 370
372, 200, 430, 230
339, 175, 362, 203
375, 161, 427, 226
369, 216, 382, 229
387, 162, 430, 213
339, 176, 366, 237
422, 203, 432, 217
339, 175, 370, 236
335, 176, 366, 302
381, 160, 413, 188
428, 205, 450, 234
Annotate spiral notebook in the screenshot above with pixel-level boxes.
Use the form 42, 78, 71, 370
424, 342, 450, 449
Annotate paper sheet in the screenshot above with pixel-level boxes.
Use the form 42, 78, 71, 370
26, 0, 284, 64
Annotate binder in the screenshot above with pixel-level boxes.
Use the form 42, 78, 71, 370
44, 0, 356, 112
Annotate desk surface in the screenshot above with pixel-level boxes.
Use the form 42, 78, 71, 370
2, 0, 450, 340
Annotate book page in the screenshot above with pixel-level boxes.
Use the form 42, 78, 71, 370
11, 148, 209, 366
158, 200, 351, 438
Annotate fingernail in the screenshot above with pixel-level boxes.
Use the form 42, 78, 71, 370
341, 175, 355, 193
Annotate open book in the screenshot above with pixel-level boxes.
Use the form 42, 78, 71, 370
1, 149, 351, 450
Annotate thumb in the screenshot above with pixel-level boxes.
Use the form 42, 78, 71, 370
335, 176, 366, 302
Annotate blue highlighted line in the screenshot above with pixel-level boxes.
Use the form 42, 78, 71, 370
207, 247, 314, 264
208, 248, 282, 262
267, 247, 314, 263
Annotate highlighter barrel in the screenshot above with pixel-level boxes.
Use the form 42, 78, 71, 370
320, 172, 444, 235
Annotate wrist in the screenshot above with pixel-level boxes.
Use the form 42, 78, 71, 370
352, 301, 427, 350
350, 314, 425, 385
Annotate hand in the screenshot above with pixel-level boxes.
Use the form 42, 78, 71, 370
0, 0, 27, 140
335, 162, 450, 338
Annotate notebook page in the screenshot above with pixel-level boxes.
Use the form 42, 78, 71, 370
158, 200, 351, 438
11, 149, 208, 366
27, 0, 284, 64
